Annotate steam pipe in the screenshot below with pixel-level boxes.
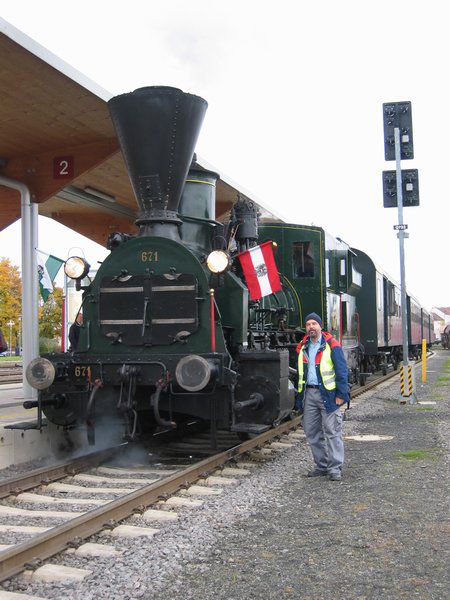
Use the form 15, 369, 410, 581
209, 289, 216, 353
151, 382, 176, 429
0, 176, 38, 399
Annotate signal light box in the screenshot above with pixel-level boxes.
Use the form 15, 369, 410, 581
383, 101, 414, 161
382, 169, 420, 207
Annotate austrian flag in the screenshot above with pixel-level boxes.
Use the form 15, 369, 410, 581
238, 241, 282, 300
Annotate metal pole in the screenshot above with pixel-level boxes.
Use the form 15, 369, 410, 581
63, 273, 68, 352
421, 339, 427, 383
0, 176, 38, 398
394, 128, 414, 403
7, 321, 13, 357
31, 202, 39, 360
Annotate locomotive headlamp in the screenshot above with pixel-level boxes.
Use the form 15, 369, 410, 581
64, 256, 90, 280
206, 250, 231, 274
175, 355, 215, 392
26, 357, 56, 390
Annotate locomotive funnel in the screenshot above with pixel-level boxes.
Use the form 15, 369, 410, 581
108, 86, 208, 237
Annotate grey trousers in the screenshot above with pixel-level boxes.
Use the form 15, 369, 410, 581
302, 388, 344, 475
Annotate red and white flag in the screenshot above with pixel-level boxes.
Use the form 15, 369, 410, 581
238, 241, 282, 300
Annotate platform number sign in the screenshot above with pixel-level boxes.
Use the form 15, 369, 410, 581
53, 156, 74, 179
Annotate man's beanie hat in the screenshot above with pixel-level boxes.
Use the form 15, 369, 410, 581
305, 312, 322, 326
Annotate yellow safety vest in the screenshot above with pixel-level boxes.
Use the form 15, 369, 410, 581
298, 342, 336, 392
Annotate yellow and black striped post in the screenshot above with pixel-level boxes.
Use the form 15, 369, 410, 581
400, 363, 414, 403
421, 339, 427, 383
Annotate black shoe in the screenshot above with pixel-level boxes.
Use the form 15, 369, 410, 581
328, 472, 342, 481
306, 468, 328, 478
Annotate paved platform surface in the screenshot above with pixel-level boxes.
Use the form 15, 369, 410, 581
0, 384, 35, 424
167, 350, 450, 600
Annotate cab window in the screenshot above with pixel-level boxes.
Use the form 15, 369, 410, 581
292, 242, 314, 278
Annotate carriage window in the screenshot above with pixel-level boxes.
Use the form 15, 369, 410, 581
388, 284, 396, 316
352, 265, 362, 287
376, 278, 382, 310
340, 259, 346, 276
292, 242, 314, 278
341, 301, 348, 333
325, 258, 330, 287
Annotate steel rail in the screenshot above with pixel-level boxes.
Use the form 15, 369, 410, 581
0, 445, 127, 500
0, 417, 300, 582
350, 350, 433, 400
350, 369, 400, 399
0, 351, 433, 581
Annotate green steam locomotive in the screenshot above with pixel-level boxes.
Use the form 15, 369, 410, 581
24, 86, 433, 444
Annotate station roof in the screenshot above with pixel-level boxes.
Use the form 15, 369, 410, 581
0, 18, 280, 248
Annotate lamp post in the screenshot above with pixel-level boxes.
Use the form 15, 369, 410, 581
18, 316, 22, 356
6, 320, 14, 357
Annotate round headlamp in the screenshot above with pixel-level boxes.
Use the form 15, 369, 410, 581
175, 355, 213, 392
206, 250, 231, 274
64, 256, 90, 280
26, 357, 56, 390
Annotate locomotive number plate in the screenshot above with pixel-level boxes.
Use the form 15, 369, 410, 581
141, 251, 159, 262
74, 365, 91, 378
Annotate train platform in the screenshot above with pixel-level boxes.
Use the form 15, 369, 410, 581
0, 383, 33, 420
157, 350, 449, 600
0, 383, 87, 470
0, 384, 46, 469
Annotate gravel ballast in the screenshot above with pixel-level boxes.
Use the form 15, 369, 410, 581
1, 350, 449, 599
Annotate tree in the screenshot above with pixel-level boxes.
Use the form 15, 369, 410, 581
0, 258, 22, 349
0, 257, 64, 353
39, 287, 63, 352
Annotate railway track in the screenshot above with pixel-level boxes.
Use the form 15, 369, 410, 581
0, 362, 22, 385
0, 360, 426, 588
0, 417, 301, 583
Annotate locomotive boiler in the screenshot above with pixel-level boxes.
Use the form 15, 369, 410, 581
25, 86, 295, 443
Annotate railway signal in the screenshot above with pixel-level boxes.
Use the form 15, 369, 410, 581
382, 101, 419, 404
383, 101, 414, 161
382, 169, 420, 208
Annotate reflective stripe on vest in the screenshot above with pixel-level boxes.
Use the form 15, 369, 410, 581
297, 342, 336, 392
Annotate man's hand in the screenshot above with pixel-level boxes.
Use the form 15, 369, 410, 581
335, 397, 345, 406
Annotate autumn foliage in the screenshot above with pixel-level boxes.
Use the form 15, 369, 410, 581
0, 258, 22, 349
0, 257, 63, 353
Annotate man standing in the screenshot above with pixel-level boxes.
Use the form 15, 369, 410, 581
296, 312, 349, 481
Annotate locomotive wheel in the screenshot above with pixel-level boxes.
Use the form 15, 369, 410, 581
359, 374, 366, 386
382, 365, 387, 376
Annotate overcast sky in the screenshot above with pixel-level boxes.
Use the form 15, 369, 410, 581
0, 0, 449, 309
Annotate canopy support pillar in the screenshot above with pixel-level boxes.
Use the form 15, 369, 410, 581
0, 176, 38, 399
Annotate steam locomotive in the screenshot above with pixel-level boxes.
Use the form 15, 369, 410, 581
24, 86, 435, 444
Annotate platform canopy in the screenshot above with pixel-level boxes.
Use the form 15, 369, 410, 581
0, 18, 279, 248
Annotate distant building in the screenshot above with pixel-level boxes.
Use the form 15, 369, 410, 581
431, 307, 450, 339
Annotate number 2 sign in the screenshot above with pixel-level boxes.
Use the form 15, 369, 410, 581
53, 156, 74, 179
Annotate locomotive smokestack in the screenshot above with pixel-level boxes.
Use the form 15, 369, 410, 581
108, 86, 208, 238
